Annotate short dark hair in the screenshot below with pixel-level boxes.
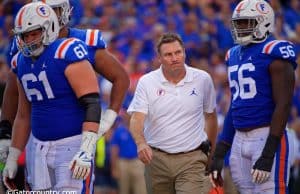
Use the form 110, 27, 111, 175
156, 32, 184, 54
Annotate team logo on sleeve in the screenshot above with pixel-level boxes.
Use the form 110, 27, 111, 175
256, 2, 269, 14
36, 5, 50, 18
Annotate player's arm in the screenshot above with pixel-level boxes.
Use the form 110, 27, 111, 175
210, 48, 235, 187
0, 71, 18, 125
269, 59, 294, 141
129, 111, 152, 164
65, 59, 100, 133
3, 80, 31, 184
209, 105, 235, 187
65, 59, 101, 180
94, 49, 130, 137
251, 59, 295, 184
1, 38, 20, 125
10, 81, 31, 151
94, 49, 129, 113
0, 71, 19, 163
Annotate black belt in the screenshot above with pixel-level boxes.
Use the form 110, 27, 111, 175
237, 124, 270, 132
151, 139, 211, 156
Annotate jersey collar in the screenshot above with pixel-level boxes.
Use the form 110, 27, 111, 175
158, 64, 193, 85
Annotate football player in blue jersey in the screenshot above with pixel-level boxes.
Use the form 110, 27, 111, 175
209, 0, 298, 193
0, 0, 129, 181
2, 2, 101, 192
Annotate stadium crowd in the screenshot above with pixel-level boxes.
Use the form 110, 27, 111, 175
0, 0, 299, 193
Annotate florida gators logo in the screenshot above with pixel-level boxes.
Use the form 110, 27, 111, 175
236, 2, 244, 13
36, 5, 50, 18
256, 2, 269, 14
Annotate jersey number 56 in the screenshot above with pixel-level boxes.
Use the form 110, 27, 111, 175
228, 63, 257, 100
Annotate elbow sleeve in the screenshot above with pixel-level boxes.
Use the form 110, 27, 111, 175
78, 93, 101, 123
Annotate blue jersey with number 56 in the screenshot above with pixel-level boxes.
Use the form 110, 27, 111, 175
13, 38, 90, 141
225, 36, 297, 130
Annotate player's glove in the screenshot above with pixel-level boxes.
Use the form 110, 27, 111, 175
98, 109, 117, 139
209, 141, 231, 188
3, 147, 21, 190
69, 131, 98, 180
251, 134, 280, 184
0, 120, 12, 163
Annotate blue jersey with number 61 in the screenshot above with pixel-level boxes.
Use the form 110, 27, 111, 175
9, 28, 106, 70
13, 38, 90, 141
225, 36, 298, 130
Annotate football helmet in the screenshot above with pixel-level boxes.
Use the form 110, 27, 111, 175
231, 0, 274, 45
14, 2, 59, 57
33, 0, 72, 28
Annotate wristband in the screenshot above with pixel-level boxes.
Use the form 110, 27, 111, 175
213, 141, 231, 159
261, 134, 281, 158
7, 147, 22, 161
98, 109, 117, 137
80, 131, 98, 154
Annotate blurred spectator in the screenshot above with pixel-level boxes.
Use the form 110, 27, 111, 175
179, 12, 202, 63
0, 57, 8, 107
110, 113, 147, 194
284, 0, 300, 31
69, 0, 84, 26
3, 15, 14, 39
273, 14, 291, 40
289, 119, 300, 193
94, 133, 118, 194
0, 29, 8, 59
291, 23, 300, 56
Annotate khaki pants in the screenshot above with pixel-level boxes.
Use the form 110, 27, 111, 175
145, 149, 211, 194
118, 159, 147, 194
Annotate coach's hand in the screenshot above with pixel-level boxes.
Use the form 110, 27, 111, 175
3, 147, 21, 190
0, 120, 12, 163
251, 156, 273, 184
69, 131, 98, 180
137, 143, 152, 164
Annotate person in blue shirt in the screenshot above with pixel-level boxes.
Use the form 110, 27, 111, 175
110, 115, 147, 194
209, 0, 298, 193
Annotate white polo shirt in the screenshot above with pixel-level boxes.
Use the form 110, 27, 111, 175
127, 65, 216, 153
